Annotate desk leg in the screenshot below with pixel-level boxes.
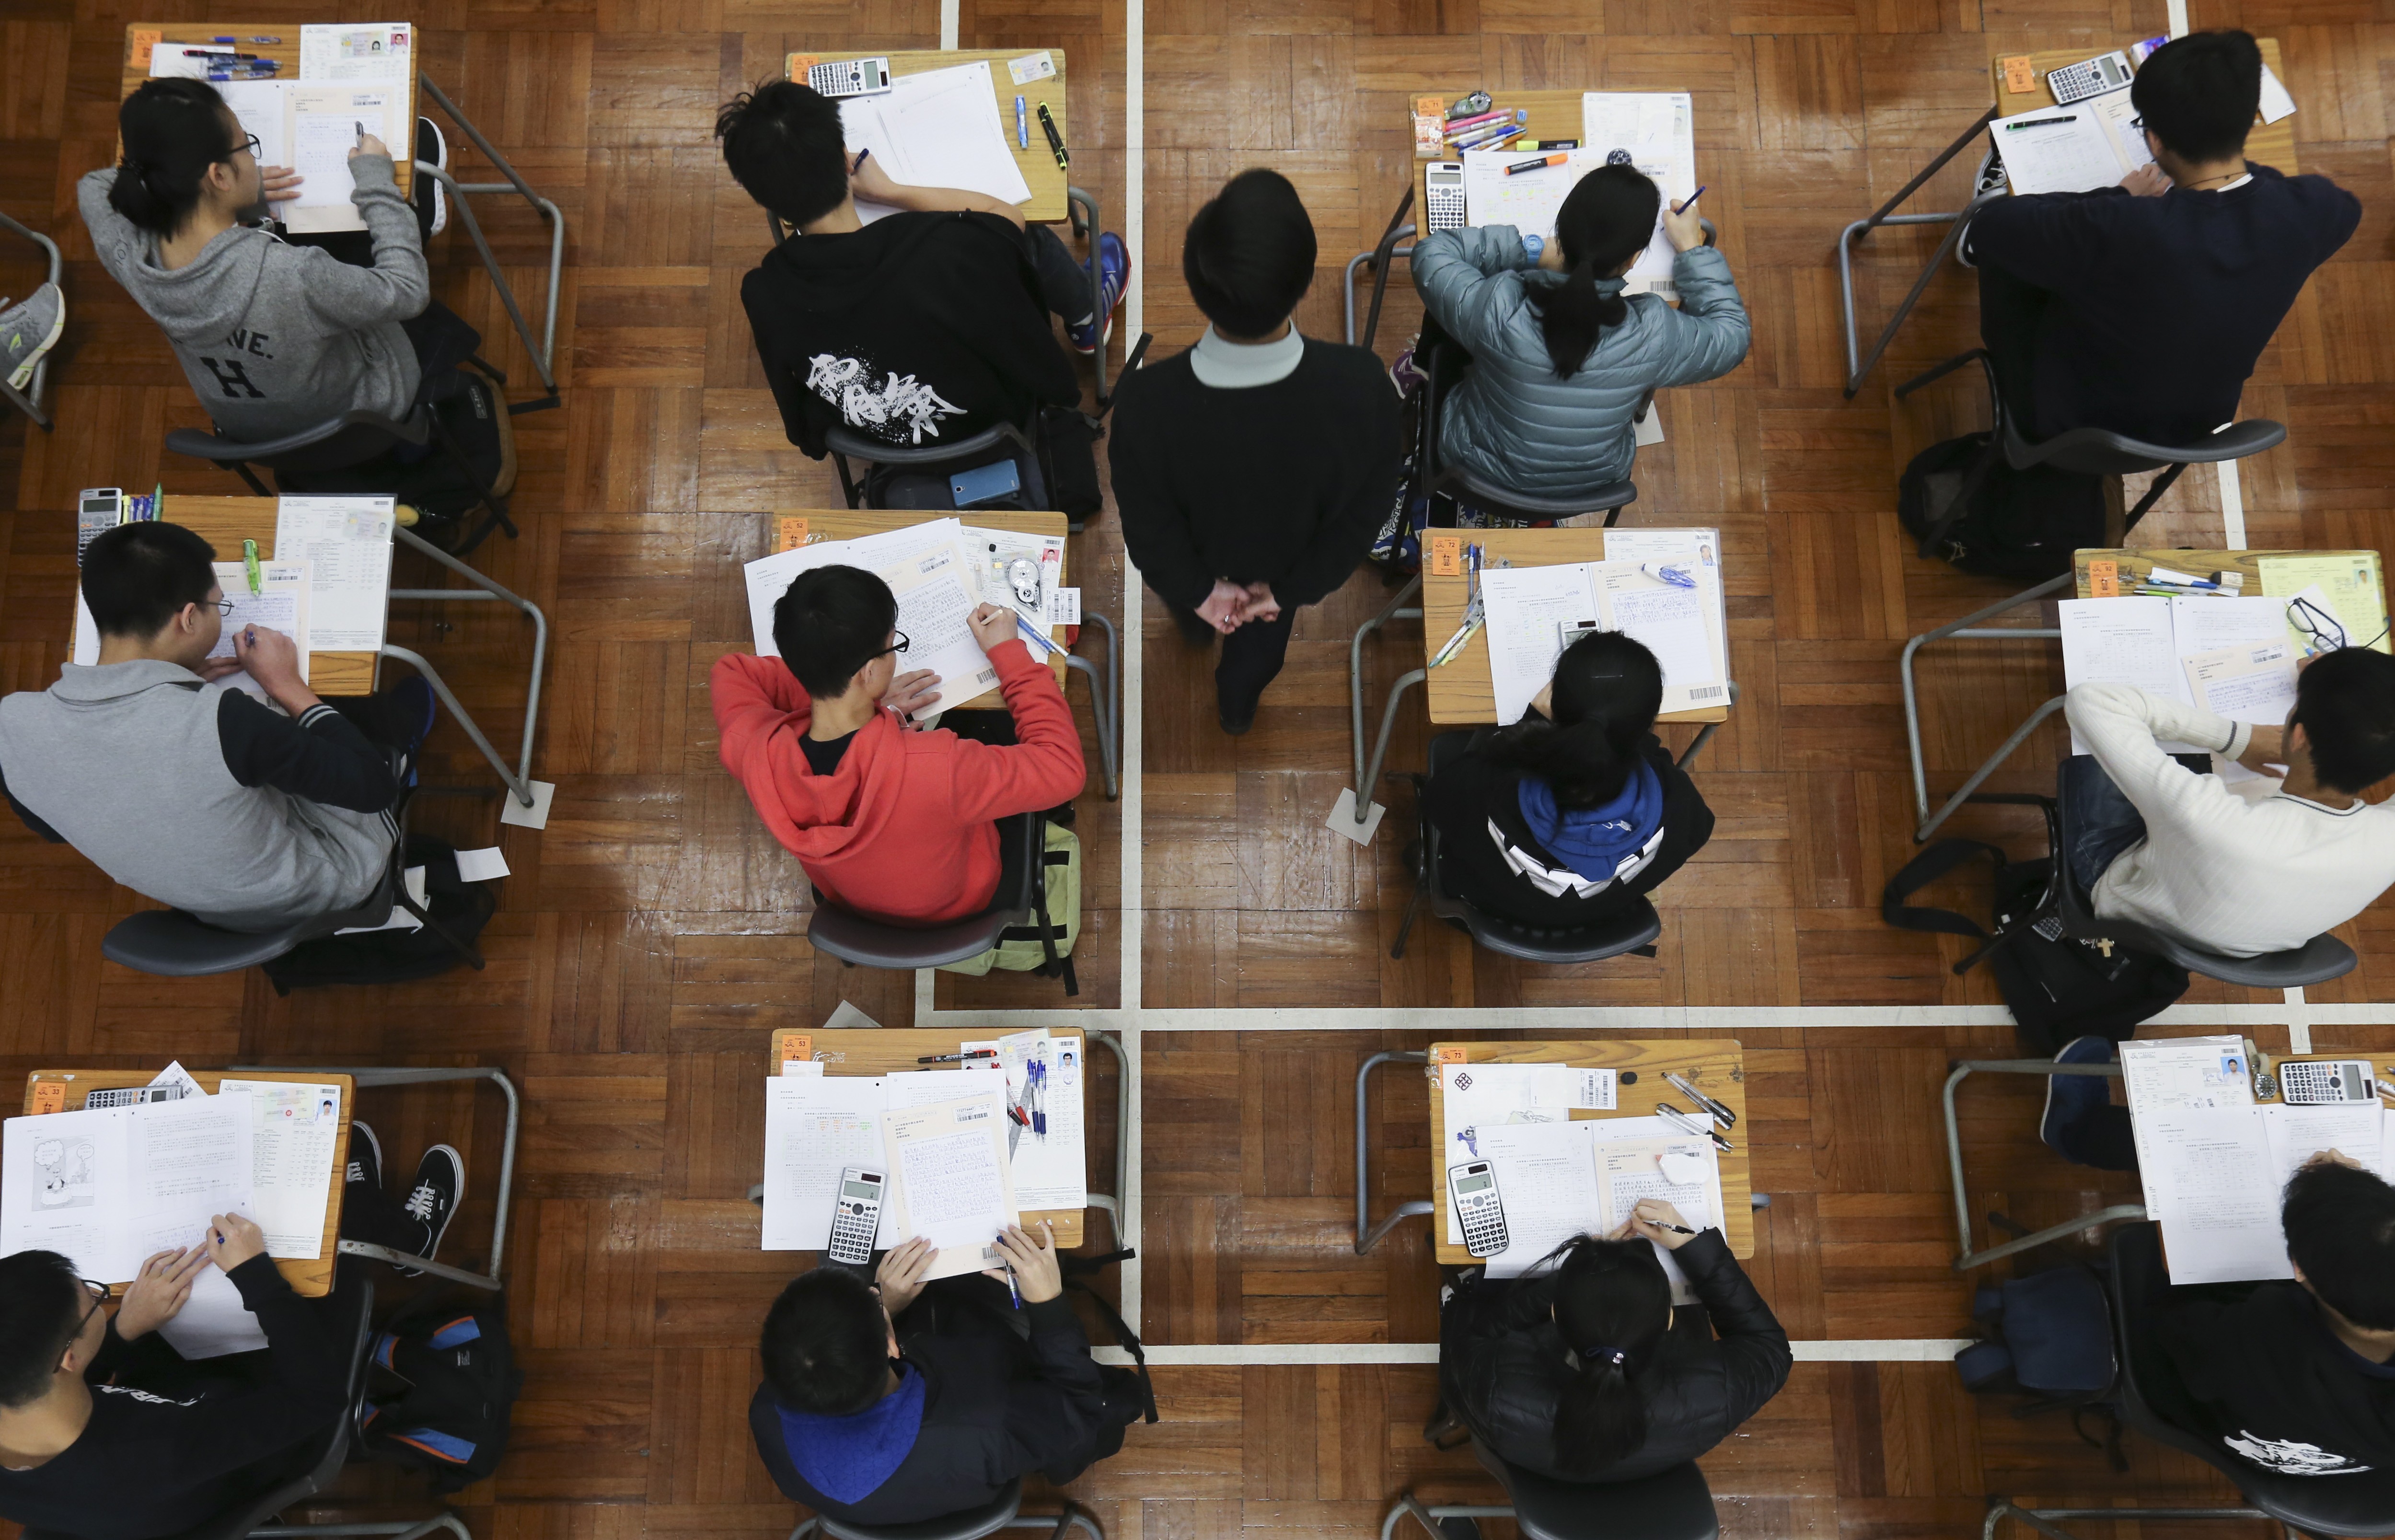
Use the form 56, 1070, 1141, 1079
0, 210, 60, 431
1086, 1029, 1133, 1248
1944, 1060, 2145, 1272
1361, 671, 1427, 824
1902, 573, 2070, 842
1350, 577, 1423, 822
1067, 185, 1106, 405
1355, 1050, 1433, 1255
388, 525, 549, 811
1062, 610, 1120, 800
1838, 106, 1998, 398
418, 77, 564, 395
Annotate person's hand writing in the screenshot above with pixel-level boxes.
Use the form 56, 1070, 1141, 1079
1615, 1198, 1700, 1250
115, 1245, 210, 1339
1196, 580, 1250, 635
880, 668, 942, 728
260, 166, 304, 203
1239, 582, 1282, 625
849, 152, 903, 206
203, 1213, 267, 1273
967, 602, 1021, 655
983, 1222, 1063, 1304
233, 625, 319, 715
193, 653, 246, 683
349, 133, 390, 162
1662, 197, 1706, 253
2120, 164, 2170, 197
2237, 723, 2287, 777
873, 1236, 937, 1316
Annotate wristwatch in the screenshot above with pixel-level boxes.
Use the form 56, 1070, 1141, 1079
1521, 233, 1544, 263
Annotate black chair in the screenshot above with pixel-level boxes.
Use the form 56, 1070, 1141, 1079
1894, 347, 2284, 540
2048, 756, 2356, 989
1420, 343, 1637, 527
822, 422, 1075, 531
803, 811, 1076, 995
788, 1478, 1101, 1540
1384, 1445, 1717, 1540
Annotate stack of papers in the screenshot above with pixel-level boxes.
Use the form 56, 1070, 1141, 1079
2060, 595, 2299, 754
1479, 552, 1729, 724
1991, 87, 2151, 195
1581, 93, 1696, 297
274, 496, 395, 653
842, 61, 1033, 223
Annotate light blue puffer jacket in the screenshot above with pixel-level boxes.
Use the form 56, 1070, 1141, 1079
1412, 225, 1751, 499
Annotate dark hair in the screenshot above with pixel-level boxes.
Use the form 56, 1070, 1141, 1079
2129, 31, 2262, 163
1182, 169, 1318, 338
760, 1265, 893, 1414
1484, 631, 1664, 809
716, 81, 851, 230
1547, 1236, 1673, 1476
772, 565, 900, 698
0, 1251, 89, 1409
2283, 1158, 2395, 1331
2289, 646, 2395, 795
81, 521, 219, 639
110, 79, 243, 235
1526, 165, 1660, 379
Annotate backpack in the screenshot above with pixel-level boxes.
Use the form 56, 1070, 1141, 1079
261, 837, 498, 995
1955, 1262, 2126, 1467
939, 822, 1081, 995
1898, 432, 2106, 580
357, 1292, 524, 1493
1883, 838, 2188, 1054
275, 362, 518, 551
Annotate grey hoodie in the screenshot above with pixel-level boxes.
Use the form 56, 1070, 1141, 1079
78, 156, 428, 439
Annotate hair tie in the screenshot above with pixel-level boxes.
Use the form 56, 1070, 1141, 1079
1580, 1343, 1629, 1370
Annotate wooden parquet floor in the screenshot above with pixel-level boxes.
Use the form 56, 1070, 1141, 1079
4, 0, 2394, 1535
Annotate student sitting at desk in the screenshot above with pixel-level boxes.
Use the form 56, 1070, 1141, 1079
1422, 632, 1714, 929
710, 564, 1085, 926
1439, 1201, 1791, 1483
716, 82, 1126, 484
749, 1229, 1145, 1525
78, 80, 481, 444
1109, 169, 1401, 735
1963, 29, 2360, 448
1408, 165, 1748, 502
0, 1216, 349, 1540
2154, 1154, 2395, 1478
0, 522, 434, 934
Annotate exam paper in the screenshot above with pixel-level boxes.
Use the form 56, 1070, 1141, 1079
2133, 1105, 2289, 1285
993, 1030, 1090, 1213
1461, 148, 1601, 242
882, 1092, 1018, 1279
761, 1076, 888, 1251
2120, 1035, 2254, 1114
1580, 93, 1695, 294
2259, 553, 2391, 656
2258, 63, 2297, 125
298, 22, 413, 82
1992, 91, 2143, 195
273, 497, 394, 652
1481, 564, 1601, 725
842, 62, 1032, 224
2261, 1100, 2383, 1189
282, 86, 409, 235
2060, 598, 2183, 701
959, 525, 1065, 631
1596, 564, 1725, 714
1596, 1132, 1720, 1307
218, 81, 290, 173
1, 1093, 257, 1282
872, 525, 1003, 705
1468, 1120, 1604, 1272
200, 561, 312, 701
2185, 641, 2297, 727
156, 1262, 269, 1359
216, 1080, 342, 1260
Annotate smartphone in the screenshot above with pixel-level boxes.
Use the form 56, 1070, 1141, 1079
76, 488, 124, 566
2280, 1060, 2376, 1105
826, 1166, 886, 1267
949, 459, 1022, 509
1448, 1160, 1509, 1258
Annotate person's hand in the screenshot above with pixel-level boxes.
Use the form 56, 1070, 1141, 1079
1239, 582, 1282, 625
2120, 163, 2170, 197
349, 133, 389, 161
983, 1222, 1063, 1304
968, 602, 1020, 655
232, 625, 318, 713
260, 166, 303, 203
2305, 1148, 2365, 1172
193, 653, 246, 683
115, 1245, 209, 1339
2237, 723, 2286, 776
204, 1213, 267, 1273
1617, 1198, 1700, 1250
873, 1236, 936, 1316
1196, 580, 1249, 635
1662, 197, 1706, 253
850, 152, 903, 206
880, 668, 942, 728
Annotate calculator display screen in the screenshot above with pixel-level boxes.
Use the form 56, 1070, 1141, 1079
1455, 1172, 1492, 1195
81, 495, 116, 515
841, 1179, 881, 1199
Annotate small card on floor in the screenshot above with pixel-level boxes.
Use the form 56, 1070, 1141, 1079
498, 779, 556, 831
454, 846, 510, 882
1326, 787, 1387, 847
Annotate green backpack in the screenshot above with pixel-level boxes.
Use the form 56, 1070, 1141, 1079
939, 821, 1080, 995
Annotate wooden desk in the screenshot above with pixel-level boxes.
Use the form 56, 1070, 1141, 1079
785, 50, 1071, 225
1426, 1039, 1751, 1264
1991, 38, 2297, 177
1421, 528, 1731, 725
121, 23, 420, 198
2070, 547, 2390, 653
769, 1027, 1088, 1248
20, 1069, 353, 1297
1416, 90, 1586, 222
766, 509, 1071, 711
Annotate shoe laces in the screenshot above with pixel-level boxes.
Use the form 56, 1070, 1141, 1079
403, 1179, 442, 1222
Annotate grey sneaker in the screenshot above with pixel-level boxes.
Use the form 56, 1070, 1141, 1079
0, 283, 63, 393
416, 116, 448, 236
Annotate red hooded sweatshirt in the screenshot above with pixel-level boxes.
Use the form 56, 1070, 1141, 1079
710, 640, 1086, 926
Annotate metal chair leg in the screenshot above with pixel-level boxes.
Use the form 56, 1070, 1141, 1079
1356, 1051, 1434, 1254
1944, 1060, 2145, 1272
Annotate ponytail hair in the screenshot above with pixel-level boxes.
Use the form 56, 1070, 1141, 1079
1546, 1234, 1672, 1476
1525, 163, 1661, 380
109, 79, 237, 235
1485, 630, 1663, 809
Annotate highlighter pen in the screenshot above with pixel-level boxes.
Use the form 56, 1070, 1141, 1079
1015, 94, 1028, 150
1036, 102, 1067, 169
1504, 153, 1568, 176
2005, 115, 2078, 130
242, 537, 263, 596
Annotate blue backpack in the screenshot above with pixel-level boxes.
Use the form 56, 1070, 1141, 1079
1955, 1263, 2125, 1468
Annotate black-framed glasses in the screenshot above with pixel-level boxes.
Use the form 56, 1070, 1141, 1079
74, 1277, 109, 1331
227, 132, 261, 162
208, 597, 237, 616
2289, 596, 2348, 653
877, 631, 910, 659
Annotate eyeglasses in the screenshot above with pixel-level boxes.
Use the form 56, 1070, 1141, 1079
2129, 116, 2143, 129
73, 1278, 108, 1332
876, 632, 910, 659
2289, 596, 2348, 653
208, 598, 237, 616
226, 132, 262, 162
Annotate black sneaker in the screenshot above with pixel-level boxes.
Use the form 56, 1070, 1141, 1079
417, 116, 448, 236
398, 1145, 464, 1275
1219, 698, 1257, 736
346, 1120, 384, 1192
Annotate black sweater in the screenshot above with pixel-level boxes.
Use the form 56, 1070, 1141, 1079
0, 1257, 349, 1540
2158, 1281, 2395, 1477
1422, 733, 1713, 929
1441, 1231, 1791, 1484
1965, 164, 2359, 445
1107, 341, 1402, 612
741, 211, 1081, 458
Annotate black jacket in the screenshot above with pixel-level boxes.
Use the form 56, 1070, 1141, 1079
1441, 1231, 1791, 1483
1422, 732, 1714, 930
1964, 164, 2359, 445
2158, 1281, 2395, 1476
750, 1288, 1140, 1525
1107, 340, 1402, 612
741, 211, 1081, 459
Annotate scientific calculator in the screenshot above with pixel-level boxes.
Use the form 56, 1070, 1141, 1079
1425, 162, 1466, 233
2280, 1060, 2377, 1105
826, 1166, 886, 1266
2045, 51, 2132, 106
807, 57, 892, 99
1448, 1160, 1509, 1258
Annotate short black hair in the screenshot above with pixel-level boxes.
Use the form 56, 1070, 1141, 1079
2284, 1158, 2395, 1330
0, 1251, 88, 1409
772, 565, 899, 698
2290, 646, 2395, 795
81, 521, 219, 639
761, 1265, 891, 1414
2130, 30, 2262, 163
1182, 169, 1317, 338
716, 81, 851, 229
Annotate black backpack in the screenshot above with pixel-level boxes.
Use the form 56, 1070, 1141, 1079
1883, 838, 2188, 1054
1955, 1262, 2126, 1467
261, 838, 497, 995
1898, 432, 2106, 580
358, 1292, 524, 1493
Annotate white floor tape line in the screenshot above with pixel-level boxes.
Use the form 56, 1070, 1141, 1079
1094, 1339, 1976, 1367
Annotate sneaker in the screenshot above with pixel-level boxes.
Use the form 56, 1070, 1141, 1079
1219, 697, 1257, 736
1067, 231, 1129, 356
416, 116, 448, 237
0, 283, 64, 394
398, 1144, 464, 1275
346, 1120, 384, 1191
2040, 1035, 2117, 1163
1388, 335, 1427, 397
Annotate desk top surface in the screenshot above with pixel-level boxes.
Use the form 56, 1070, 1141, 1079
783, 49, 1071, 225
121, 23, 420, 198
1990, 37, 2297, 176
125, 496, 386, 695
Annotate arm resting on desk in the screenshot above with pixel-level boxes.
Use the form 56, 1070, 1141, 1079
219, 695, 403, 814
1961, 189, 2129, 292
1645, 246, 1751, 388
2063, 682, 2251, 838
130, 1256, 349, 1479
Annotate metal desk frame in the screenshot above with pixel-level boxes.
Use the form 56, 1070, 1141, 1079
1063, 611, 1120, 800
1982, 1501, 2276, 1540
1347, 578, 1425, 830
0, 210, 60, 431
385, 525, 549, 812
1355, 1050, 1434, 1253
1943, 1058, 2144, 1273
1902, 573, 2070, 842
419, 77, 563, 396
1837, 114, 1998, 399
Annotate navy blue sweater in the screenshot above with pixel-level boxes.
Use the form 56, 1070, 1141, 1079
1965, 163, 2359, 446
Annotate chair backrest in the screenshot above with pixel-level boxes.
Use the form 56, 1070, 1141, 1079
817, 1477, 1025, 1540
2003, 412, 2287, 478
1472, 1439, 1718, 1540
822, 422, 1032, 471
165, 407, 431, 479
803, 812, 1042, 970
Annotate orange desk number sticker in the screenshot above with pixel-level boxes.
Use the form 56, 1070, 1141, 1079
2001, 55, 2035, 95
780, 1034, 813, 1068
786, 53, 820, 80
31, 1081, 64, 1114
775, 517, 810, 553
132, 29, 162, 69
1428, 534, 1464, 577
2089, 559, 2120, 598
1434, 1045, 1469, 1065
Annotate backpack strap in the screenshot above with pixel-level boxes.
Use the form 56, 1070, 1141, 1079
1914, 435, 2003, 559
1059, 1248, 1157, 1423
1881, 837, 2019, 974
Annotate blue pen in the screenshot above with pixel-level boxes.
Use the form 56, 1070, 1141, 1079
1643, 561, 1697, 589
1013, 611, 1063, 656
1015, 95, 1029, 150
1681, 184, 1706, 210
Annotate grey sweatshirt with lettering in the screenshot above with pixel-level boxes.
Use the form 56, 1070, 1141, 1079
77, 156, 427, 439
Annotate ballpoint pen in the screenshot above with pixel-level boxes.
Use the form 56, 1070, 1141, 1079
1014, 611, 1064, 656
1655, 1102, 1734, 1152
1664, 1071, 1736, 1128
916, 1050, 998, 1064
1004, 1260, 1021, 1308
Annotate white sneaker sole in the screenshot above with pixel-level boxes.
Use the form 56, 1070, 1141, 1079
6, 287, 65, 393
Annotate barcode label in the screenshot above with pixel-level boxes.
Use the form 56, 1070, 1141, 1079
1685, 684, 1727, 700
